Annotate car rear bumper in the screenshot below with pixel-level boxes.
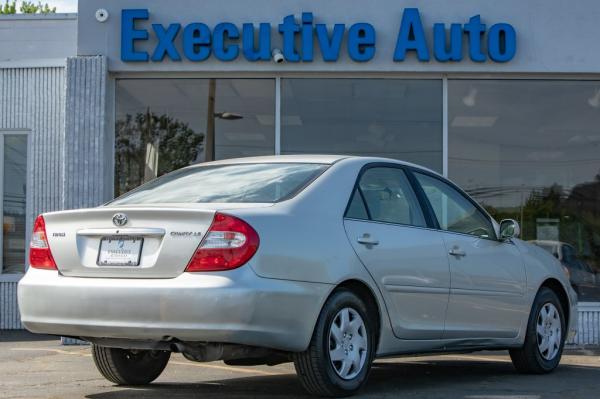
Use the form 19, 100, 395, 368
18, 267, 332, 352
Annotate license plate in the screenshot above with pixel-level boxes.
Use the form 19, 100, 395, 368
97, 236, 144, 266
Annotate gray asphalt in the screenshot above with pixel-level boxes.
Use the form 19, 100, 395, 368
1, 331, 598, 399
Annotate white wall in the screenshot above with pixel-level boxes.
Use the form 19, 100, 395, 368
0, 14, 77, 64
78, 0, 600, 74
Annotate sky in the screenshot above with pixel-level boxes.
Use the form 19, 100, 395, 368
9, 0, 78, 12
51, 0, 77, 12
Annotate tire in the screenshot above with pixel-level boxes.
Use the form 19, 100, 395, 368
509, 287, 566, 374
293, 289, 377, 397
92, 345, 171, 385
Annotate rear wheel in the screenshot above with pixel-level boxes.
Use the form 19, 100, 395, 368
509, 287, 566, 374
293, 289, 376, 397
92, 345, 170, 385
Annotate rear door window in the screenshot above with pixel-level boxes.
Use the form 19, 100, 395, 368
346, 167, 426, 227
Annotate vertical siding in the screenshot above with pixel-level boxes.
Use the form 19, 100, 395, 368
0, 66, 66, 329
0, 67, 65, 215
1, 57, 108, 330
0, 281, 19, 329
63, 56, 108, 209
60, 57, 108, 344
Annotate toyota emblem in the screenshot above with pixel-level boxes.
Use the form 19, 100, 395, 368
112, 213, 128, 227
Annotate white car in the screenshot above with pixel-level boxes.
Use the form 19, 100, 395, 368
19, 155, 577, 397
531, 240, 597, 295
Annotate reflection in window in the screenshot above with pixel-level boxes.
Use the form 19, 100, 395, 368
2, 134, 27, 274
357, 168, 426, 227
110, 163, 328, 205
449, 80, 600, 301
115, 79, 275, 196
281, 79, 443, 172
415, 172, 495, 239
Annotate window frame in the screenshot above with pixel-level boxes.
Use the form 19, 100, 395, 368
343, 162, 437, 229
407, 167, 499, 241
0, 130, 31, 280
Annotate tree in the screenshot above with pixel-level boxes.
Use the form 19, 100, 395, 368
0, 0, 15, 13
114, 111, 204, 196
0, 1, 56, 14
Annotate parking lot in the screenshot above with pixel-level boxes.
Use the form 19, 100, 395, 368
0, 332, 598, 399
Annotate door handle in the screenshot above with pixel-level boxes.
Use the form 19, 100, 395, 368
449, 248, 467, 257
357, 234, 379, 246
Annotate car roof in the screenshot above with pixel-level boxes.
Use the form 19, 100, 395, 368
199, 154, 349, 165
189, 155, 441, 175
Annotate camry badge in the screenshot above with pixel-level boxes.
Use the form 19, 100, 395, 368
112, 213, 128, 227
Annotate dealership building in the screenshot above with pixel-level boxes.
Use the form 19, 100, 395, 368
1, 0, 600, 343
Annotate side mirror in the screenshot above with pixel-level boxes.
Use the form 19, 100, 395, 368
499, 219, 521, 240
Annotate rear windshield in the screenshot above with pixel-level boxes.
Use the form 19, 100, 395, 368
109, 163, 329, 205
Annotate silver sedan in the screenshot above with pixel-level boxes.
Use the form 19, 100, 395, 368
18, 155, 577, 397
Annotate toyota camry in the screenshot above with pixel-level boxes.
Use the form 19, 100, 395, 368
18, 155, 577, 397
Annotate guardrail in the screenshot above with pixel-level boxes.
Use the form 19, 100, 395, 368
568, 302, 600, 346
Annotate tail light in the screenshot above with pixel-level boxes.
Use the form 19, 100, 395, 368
186, 213, 259, 272
29, 215, 57, 270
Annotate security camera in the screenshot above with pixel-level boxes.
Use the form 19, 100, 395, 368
95, 9, 109, 23
272, 49, 285, 64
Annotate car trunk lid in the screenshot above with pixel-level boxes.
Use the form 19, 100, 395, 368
43, 207, 220, 278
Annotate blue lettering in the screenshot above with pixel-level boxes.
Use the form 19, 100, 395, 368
301, 13, 314, 62
183, 23, 211, 62
488, 23, 516, 62
315, 24, 345, 62
151, 23, 181, 61
121, 9, 149, 62
348, 23, 376, 62
433, 23, 463, 62
463, 15, 486, 62
120, 9, 516, 65
242, 23, 271, 61
394, 8, 430, 61
213, 23, 239, 61
279, 15, 301, 62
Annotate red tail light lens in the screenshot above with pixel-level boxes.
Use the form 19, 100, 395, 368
186, 213, 260, 272
29, 215, 57, 270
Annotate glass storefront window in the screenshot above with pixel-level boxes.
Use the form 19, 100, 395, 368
115, 79, 275, 197
281, 79, 443, 172
449, 80, 600, 302
1, 133, 28, 274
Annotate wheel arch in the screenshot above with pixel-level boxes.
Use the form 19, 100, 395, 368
539, 278, 571, 324
330, 279, 383, 350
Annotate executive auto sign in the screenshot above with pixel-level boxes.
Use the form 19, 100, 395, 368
121, 8, 516, 63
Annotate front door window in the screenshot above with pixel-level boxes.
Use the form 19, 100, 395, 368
415, 172, 496, 239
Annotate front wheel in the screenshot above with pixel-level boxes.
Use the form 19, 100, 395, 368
293, 289, 376, 397
92, 345, 171, 385
509, 287, 566, 374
